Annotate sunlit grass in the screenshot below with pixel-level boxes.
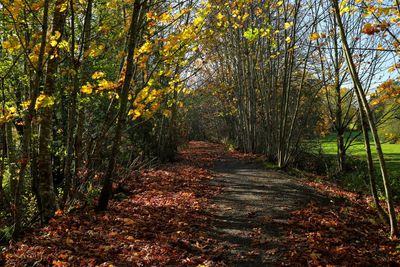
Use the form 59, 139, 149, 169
320, 138, 400, 179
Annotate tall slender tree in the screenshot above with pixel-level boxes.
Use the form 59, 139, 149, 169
331, 0, 398, 237
97, 0, 147, 211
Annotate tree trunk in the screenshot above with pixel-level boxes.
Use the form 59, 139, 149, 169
62, 0, 93, 205
331, 0, 398, 237
356, 96, 389, 224
0, 124, 10, 212
6, 123, 16, 197
74, 0, 93, 176
14, 0, 51, 237
337, 129, 346, 172
37, 0, 67, 222
97, 0, 146, 211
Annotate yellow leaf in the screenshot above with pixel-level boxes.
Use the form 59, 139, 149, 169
8, 107, 17, 113
2, 40, 11, 49
35, 94, 55, 109
193, 15, 205, 26
284, 22, 293, 29
217, 12, 225, 21
91, 71, 106, 80
21, 100, 31, 109
58, 40, 69, 50
81, 83, 93, 94
309, 32, 320, 41
137, 40, 153, 55
340, 6, 350, 14
58, 2, 68, 12
50, 40, 58, 47
129, 109, 141, 120
98, 79, 116, 91
54, 31, 62, 40
0, 109, 15, 123
2, 36, 21, 51
159, 12, 171, 23
163, 109, 172, 118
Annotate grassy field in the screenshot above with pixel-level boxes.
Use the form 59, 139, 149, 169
320, 136, 400, 179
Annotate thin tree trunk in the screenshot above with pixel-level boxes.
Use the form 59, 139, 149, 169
356, 95, 389, 224
62, 0, 78, 206
5, 120, 16, 185
0, 124, 10, 212
332, 0, 398, 237
97, 0, 146, 211
337, 128, 346, 171
14, 0, 50, 237
63, 0, 93, 205
74, 0, 93, 175
333, 20, 346, 173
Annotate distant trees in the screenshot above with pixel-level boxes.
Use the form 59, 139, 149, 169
197, 0, 325, 167
315, 0, 391, 173
373, 80, 400, 143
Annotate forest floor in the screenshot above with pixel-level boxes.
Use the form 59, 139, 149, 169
2, 141, 400, 266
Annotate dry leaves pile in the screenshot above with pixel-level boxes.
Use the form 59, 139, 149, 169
282, 179, 400, 266
2, 142, 227, 267
3, 141, 400, 266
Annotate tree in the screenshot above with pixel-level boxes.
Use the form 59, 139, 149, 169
36, 0, 67, 222
331, 0, 398, 237
97, 0, 147, 211
198, 0, 325, 167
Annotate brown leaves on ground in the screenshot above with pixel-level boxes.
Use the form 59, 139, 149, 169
178, 141, 228, 168
282, 178, 400, 266
3, 142, 400, 266
2, 141, 228, 267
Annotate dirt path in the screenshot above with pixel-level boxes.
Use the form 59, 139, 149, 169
209, 156, 329, 266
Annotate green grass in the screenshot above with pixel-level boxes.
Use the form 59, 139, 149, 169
320, 138, 400, 179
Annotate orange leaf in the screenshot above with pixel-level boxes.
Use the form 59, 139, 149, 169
123, 218, 135, 225
54, 209, 63, 217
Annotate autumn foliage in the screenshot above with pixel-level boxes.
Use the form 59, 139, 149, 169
3, 142, 400, 266
1, 0, 400, 265
283, 179, 400, 266
2, 142, 226, 267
